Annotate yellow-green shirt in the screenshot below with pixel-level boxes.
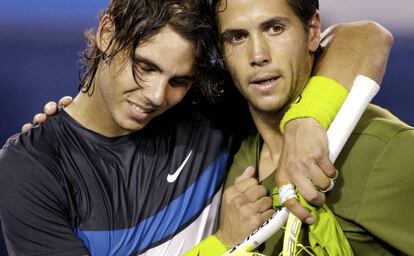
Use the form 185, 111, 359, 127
225, 104, 414, 256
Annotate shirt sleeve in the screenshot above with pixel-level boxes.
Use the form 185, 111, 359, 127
0, 146, 88, 256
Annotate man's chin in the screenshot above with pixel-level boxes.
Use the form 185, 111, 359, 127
117, 119, 150, 134
249, 100, 285, 114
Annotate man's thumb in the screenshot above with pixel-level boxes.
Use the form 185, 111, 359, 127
234, 166, 255, 184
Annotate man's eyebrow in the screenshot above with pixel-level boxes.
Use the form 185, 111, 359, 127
136, 55, 195, 79
260, 17, 290, 30
220, 17, 290, 40
172, 75, 195, 81
135, 56, 162, 72
220, 29, 247, 41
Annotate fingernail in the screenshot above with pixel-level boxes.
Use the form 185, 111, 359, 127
305, 216, 314, 225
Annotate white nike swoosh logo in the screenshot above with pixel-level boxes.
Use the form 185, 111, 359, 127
167, 151, 193, 183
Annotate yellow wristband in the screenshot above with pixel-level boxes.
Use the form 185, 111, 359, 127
280, 76, 349, 133
183, 235, 227, 256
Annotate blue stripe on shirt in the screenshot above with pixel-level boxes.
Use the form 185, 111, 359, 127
75, 151, 229, 255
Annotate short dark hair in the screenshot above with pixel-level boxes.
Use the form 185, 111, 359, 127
79, 0, 224, 102
211, 0, 319, 29
202, 0, 320, 78
285, 0, 319, 29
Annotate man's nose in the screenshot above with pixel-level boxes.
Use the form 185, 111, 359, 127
144, 79, 168, 107
249, 34, 271, 67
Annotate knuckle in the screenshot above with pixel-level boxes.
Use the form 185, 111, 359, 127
262, 196, 273, 207
320, 179, 331, 189
44, 103, 56, 114
309, 193, 320, 203
46, 101, 55, 107
223, 196, 232, 205
232, 195, 248, 208
247, 178, 259, 186
283, 198, 297, 208
285, 161, 301, 173
312, 148, 325, 158
256, 185, 268, 196
222, 190, 230, 199
59, 96, 70, 104
264, 209, 276, 219
238, 178, 258, 188
302, 153, 318, 163
223, 187, 234, 199
63, 96, 73, 101
301, 156, 313, 165
33, 113, 44, 123
304, 150, 326, 163
21, 124, 32, 132
326, 168, 337, 178
305, 190, 320, 202
251, 216, 264, 227
291, 207, 308, 221
222, 189, 234, 202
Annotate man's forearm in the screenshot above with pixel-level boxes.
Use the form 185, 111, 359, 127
314, 21, 394, 89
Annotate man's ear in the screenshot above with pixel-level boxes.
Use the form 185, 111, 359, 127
308, 11, 321, 52
96, 14, 115, 54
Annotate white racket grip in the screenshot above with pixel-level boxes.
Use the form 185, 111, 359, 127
226, 75, 380, 255
327, 75, 380, 162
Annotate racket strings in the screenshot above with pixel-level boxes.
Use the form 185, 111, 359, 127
295, 244, 316, 256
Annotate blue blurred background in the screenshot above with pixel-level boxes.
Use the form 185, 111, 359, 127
0, 0, 413, 255
0, 0, 413, 146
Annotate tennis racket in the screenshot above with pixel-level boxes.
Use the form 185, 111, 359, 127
225, 75, 380, 255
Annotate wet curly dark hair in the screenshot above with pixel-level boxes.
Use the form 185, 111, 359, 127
79, 0, 225, 103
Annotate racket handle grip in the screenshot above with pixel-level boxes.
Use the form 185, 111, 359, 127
328, 75, 379, 162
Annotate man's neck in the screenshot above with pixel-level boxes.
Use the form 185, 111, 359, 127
65, 88, 129, 138
250, 106, 284, 181
249, 75, 308, 181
